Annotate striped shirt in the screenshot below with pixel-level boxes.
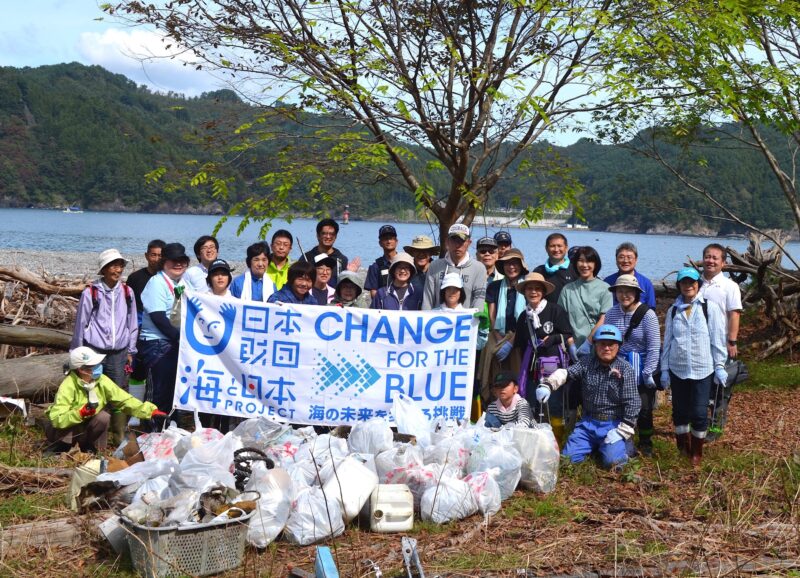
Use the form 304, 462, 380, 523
661, 297, 727, 380
486, 397, 533, 427
604, 304, 661, 379
566, 356, 640, 427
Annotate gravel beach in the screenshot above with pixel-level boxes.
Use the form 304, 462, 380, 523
0, 249, 247, 280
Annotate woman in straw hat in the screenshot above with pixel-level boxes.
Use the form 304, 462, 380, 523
513, 272, 573, 443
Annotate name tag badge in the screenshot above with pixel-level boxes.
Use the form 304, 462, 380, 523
381, 269, 389, 277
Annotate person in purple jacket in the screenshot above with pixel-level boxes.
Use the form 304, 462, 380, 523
71, 249, 139, 442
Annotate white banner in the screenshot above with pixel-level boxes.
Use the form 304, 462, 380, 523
174, 293, 477, 426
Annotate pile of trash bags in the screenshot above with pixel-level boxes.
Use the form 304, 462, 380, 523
95, 395, 560, 548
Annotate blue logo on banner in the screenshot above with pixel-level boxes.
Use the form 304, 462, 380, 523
314, 353, 380, 397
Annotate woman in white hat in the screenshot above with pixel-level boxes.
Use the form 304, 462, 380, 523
370, 252, 422, 310
512, 272, 573, 443
45, 347, 166, 454
70, 248, 139, 443
435, 273, 466, 311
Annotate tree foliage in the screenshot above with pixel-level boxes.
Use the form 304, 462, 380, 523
104, 0, 620, 241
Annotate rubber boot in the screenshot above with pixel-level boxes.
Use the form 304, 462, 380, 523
638, 433, 653, 458
690, 435, 704, 467
675, 432, 691, 458
551, 417, 565, 447
110, 411, 127, 447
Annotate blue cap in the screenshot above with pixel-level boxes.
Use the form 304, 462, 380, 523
494, 231, 512, 244
676, 267, 701, 282
594, 324, 623, 344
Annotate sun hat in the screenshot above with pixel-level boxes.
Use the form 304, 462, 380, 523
676, 267, 701, 283
404, 235, 437, 253
608, 274, 642, 293
97, 249, 128, 274
447, 223, 470, 240
517, 271, 555, 295
494, 231, 512, 245
497, 248, 528, 275
389, 252, 416, 276
441, 272, 464, 290
69, 346, 106, 370
162, 243, 190, 262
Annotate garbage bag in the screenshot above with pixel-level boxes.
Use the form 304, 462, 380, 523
173, 427, 224, 461
375, 443, 424, 482
392, 394, 431, 448
245, 464, 293, 548
511, 425, 559, 493
286, 459, 317, 489
232, 417, 289, 449
467, 430, 522, 500
136, 423, 190, 462
420, 477, 478, 523
385, 463, 452, 510
179, 432, 238, 491
132, 474, 172, 505
423, 437, 470, 477
294, 434, 349, 467
96, 458, 176, 486
463, 471, 501, 517
348, 417, 393, 455
284, 487, 345, 545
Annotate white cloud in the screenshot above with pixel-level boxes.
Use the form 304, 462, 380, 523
77, 28, 226, 96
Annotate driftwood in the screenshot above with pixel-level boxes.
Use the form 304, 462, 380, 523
0, 465, 73, 493
0, 266, 85, 297
0, 353, 69, 399
0, 511, 113, 554
0, 325, 72, 349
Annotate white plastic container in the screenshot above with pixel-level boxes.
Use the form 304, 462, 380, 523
322, 456, 379, 523
369, 484, 414, 532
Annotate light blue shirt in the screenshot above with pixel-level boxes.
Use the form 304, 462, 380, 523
661, 297, 727, 380
183, 264, 210, 293
140, 272, 183, 341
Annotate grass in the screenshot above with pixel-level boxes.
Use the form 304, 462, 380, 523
0, 492, 69, 526
740, 354, 800, 391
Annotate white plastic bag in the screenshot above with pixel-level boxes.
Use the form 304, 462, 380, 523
294, 434, 349, 467
136, 424, 190, 462
375, 443, 424, 482
284, 487, 345, 545
348, 417, 393, 455
392, 395, 431, 448
463, 471, 501, 517
467, 430, 522, 500
420, 477, 478, 523
423, 437, 470, 477
232, 417, 289, 449
385, 463, 450, 510
96, 458, 176, 486
512, 425, 560, 493
245, 464, 293, 548
173, 427, 224, 461
179, 432, 238, 490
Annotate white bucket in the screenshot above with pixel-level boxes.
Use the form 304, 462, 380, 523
369, 484, 414, 532
322, 456, 379, 523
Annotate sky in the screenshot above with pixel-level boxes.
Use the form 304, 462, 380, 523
1, 1, 224, 96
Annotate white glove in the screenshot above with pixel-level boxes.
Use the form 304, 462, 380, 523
660, 370, 670, 390
545, 368, 568, 389
643, 374, 656, 388
604, 422, 635, 445
495, 340, 513, 362
535, 385, 551, 404
714, 367, 728, 387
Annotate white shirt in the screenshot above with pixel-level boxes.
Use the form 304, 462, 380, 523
699, 271, 742, 334
184, 264, 210, 293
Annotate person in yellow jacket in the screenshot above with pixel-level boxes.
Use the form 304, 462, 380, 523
46, 346, 166, 453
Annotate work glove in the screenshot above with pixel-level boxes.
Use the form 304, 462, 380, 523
495, 340, 513, 362
714, 367, 729, 387
535, 384, 551, 404
577, 340, 591, 359
660, 370, 671, 390
604, 422, 635, 445
79, 404, 96, 419
545, 368, 568, 389
568, 343, 579, 363
643, 374, 656, 389
151, 409, 167, 418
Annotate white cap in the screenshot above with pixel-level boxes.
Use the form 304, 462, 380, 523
441, 272, 464, 290
447, 223, 470, 240
97, 249, 129, 274
69, 346, 106, 370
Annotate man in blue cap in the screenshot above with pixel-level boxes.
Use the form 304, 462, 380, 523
494, 230, 513, 259
365, 225, 399, 298
540, 324, 640, 470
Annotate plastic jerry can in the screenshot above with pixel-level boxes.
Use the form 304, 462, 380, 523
322, 456, 379, 523
369, 484, 414, 532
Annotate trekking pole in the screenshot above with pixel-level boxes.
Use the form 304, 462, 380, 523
709, 380, 723, 436
296, 237, 308, 262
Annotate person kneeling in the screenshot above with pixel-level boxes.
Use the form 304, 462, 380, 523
540, 325, 640, 470
45, 347, 166, 454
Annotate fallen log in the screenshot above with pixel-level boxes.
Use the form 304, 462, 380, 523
0, 325, 72, 349
0, 353, 69, 399
0, 511, 113, 555
0, 266, 85, 297
0, 465, 73, 493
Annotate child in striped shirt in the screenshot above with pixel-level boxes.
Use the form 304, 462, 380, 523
485, 372, 532, 428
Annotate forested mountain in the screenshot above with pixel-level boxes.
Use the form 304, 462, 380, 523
0, 63, 793, 234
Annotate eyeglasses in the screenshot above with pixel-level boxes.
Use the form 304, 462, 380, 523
595, 342, 618, 349
477, 247, 497, 254
319, 230, 337, 238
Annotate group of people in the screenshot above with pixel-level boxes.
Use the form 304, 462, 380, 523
48, 218, 743, 472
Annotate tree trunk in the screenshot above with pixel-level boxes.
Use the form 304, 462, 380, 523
0, 511, 114, 554
0, 325, 72, 349
0, 353, 69, 399
0, 266, 85, 297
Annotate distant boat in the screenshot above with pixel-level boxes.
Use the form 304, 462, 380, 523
62, 206, 83, 214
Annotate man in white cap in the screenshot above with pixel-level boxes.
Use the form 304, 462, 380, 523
45, 347, 165, 454
71, 248, 139, 443
422, 223, 486, 311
